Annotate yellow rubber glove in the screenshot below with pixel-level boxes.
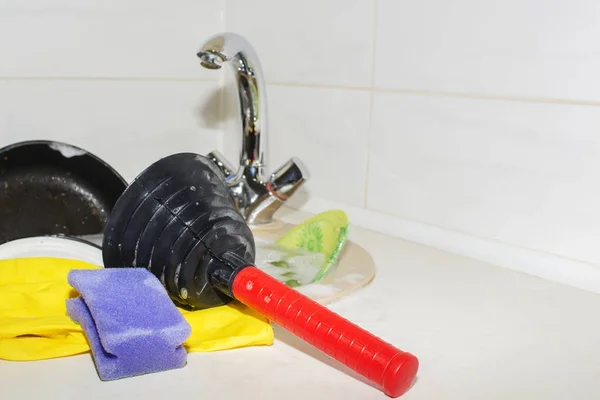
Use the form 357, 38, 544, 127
0, 257, 273, 361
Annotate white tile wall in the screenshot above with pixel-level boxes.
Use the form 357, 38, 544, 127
217, 77, 371, 208
0, 0, 226, 182
3, 0, 600, 287
0, 80, 223, 181
225, 0, 375, 87
375, 0, 600, 102
367, 93, 600, 265
0, 0, 224, 79
217, 74, 371, 207
222, 0, 600, 282
262, 85, 371, 208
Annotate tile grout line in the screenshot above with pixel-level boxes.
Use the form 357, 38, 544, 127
5, 76, 600, 108
217, 0, 229, 154
0, 77, 218, 83
263, 82, 600, 108
377, 87, 600, 107
266, 80, 372, 92
362, 0, 379, 209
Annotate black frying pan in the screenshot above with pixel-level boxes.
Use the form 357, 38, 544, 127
0, 140, 127, 244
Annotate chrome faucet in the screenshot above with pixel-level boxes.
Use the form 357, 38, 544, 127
197, 32, 309, 225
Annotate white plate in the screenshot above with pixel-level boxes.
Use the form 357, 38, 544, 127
0, 236, 103, 266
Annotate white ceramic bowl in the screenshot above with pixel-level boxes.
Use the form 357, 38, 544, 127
0, 236, 103, 266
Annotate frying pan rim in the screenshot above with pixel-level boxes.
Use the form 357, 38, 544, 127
0, 139, 128, 188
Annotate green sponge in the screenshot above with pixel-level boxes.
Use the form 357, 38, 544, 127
276, 209, 349, 282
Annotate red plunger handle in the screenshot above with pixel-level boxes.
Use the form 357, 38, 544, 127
231, 266, 419, 398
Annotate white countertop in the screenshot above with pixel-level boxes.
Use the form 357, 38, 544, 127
2, 207, 600, 399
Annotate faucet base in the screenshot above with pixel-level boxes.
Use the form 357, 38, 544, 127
207, 149, 308, 225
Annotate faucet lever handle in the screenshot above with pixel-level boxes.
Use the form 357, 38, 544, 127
267, 157, 309, 201
207, 150, 235, 179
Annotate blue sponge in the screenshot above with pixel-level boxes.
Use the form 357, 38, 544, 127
66, 268, 192, 381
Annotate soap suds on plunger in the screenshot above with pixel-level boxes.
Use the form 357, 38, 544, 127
48, 142, 87, 158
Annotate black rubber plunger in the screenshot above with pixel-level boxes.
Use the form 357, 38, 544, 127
102, 153, 252, 309
102, 153, 419, 398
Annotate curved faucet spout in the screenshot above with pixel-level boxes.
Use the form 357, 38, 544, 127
197, 32, 309, 225
197, 32, 267, 175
